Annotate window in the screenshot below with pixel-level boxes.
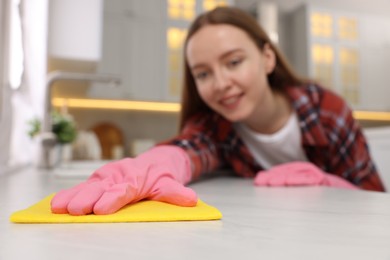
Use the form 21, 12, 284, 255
0, 0, 6, 111
168, 0, 196, 21
338, 17, 358, 40
340, 48, 359, 104
311, 44, 334, 88
167, 27, 187, 97
8, 0, 24, 90
311, 12, 333, 38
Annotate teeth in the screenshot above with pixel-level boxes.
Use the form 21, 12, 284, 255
222, 96, 239, 106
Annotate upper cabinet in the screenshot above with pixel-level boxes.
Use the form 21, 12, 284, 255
48, 0, 103, 61
290, 4, 390, 111
89, 0, 167, 100
89, 0, 233, 102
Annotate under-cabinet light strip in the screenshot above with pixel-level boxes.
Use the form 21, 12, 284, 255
52, 98, 180, 112
53, 98, 390, 121
353, 111, 390, 121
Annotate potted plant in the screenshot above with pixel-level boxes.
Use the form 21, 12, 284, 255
28, 111, 77, 166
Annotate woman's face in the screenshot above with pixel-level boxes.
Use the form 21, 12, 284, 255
186, 24, 276, 124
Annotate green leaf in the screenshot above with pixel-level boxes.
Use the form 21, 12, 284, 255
27, 112, 78, 144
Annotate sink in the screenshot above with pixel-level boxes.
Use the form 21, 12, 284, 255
52, 160, 111, 178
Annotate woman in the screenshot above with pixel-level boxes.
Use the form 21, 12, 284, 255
51, 7, 385, 216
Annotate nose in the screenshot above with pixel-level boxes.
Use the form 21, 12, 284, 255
213, 68, 231, 91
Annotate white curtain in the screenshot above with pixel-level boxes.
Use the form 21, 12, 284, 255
8, 0, 48, 167
0, 87, 12, 168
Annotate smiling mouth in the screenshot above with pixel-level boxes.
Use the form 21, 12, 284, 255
220, 93, 243, 109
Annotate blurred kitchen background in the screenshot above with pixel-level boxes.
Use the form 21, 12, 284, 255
1, 0, 390, 184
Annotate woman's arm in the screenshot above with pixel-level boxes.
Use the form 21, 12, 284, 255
329, 112, 385, 191
320, 89, 386, 192
158, 113, 223, 181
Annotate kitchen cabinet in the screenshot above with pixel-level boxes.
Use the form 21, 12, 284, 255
48, 0, 103, 61
290, 4, 390, 111
89, 0, 167, 101
90, 0, 233, 102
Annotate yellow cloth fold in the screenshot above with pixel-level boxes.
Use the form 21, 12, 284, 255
10, 194, 222, 223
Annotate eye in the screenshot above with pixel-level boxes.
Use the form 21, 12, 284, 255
194, 71, 209, 81
228, 57, 242, 68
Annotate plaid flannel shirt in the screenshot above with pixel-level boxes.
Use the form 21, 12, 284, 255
160, 84, 385, 192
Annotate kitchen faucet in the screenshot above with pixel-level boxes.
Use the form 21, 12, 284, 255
40, 70, 121, 169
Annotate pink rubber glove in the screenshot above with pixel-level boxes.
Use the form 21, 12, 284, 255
254, 162, 358, 190
51, 145, 197, 215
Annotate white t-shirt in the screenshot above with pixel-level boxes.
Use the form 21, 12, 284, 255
233, 112, 308, 170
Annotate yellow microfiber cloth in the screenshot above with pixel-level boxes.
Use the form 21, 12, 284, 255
10, 194, 222, 223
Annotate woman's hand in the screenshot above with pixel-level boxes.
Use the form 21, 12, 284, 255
254, 162, 359, 190
51, 146, 198, 215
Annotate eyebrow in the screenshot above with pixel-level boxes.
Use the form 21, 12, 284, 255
190, 48, 244, 70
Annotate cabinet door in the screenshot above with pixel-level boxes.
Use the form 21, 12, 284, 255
126, 0, 167, 101
89, 11, 129, 99
291, 6, 362, 108
291, 4, 390, 111
90, 0, 167, 101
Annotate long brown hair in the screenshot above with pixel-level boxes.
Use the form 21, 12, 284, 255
179, 6, 306, 130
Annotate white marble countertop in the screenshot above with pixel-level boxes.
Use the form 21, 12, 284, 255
1, 167, 390, 260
